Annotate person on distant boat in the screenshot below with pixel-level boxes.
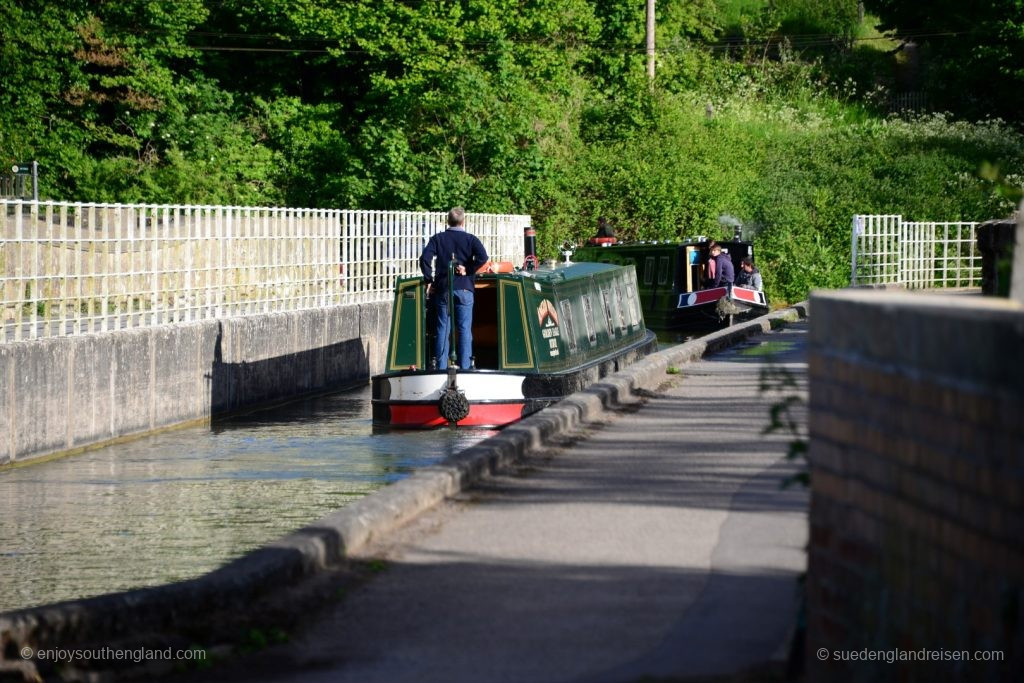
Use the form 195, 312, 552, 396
735, 257, 763, 291
420, 207, 489, 370
706, 241, 734, 289
595, 216, 616, 239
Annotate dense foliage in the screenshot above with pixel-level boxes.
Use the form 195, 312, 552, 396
866, 0, 1024, 120
2, 0, 1022, 304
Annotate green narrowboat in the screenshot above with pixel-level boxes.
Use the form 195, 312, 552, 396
371, 260, 657, 428
572, 237, 768, 330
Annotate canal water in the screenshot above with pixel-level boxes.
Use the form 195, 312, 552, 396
0, 385, 496, 613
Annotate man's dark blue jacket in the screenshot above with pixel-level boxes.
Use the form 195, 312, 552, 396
420, 228, 489, 292
711, 252, 735, 287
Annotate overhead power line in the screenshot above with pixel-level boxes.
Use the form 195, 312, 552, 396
180, 29, 969, 55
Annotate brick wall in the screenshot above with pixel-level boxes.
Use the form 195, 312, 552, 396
807, 290, 1024, 682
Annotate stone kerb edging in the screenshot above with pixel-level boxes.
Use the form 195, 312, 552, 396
0, 302, 808, 669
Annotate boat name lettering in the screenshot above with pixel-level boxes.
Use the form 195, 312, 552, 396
549, 337, 560, 357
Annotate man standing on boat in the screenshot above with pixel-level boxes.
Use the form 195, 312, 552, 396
706, 241, 735, 289
420, 207, 489, 370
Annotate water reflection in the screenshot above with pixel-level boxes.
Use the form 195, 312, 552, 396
0, 385, 495, 612
654, 328, 698, 348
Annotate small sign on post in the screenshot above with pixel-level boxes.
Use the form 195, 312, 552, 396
7, 161, 39, 200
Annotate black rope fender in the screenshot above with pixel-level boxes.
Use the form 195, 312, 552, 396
438, 365, 470, 423
439, 387, 470, 423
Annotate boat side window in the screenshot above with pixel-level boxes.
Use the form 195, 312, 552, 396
614, 286, 627, 330
601, 290, 616, 339
623, 274, 640, 327
643, 256, 655, 285
581, 295, 598, 345
558, 299, 577, 352
657, 256, 670, 285
630, 284, 642, 326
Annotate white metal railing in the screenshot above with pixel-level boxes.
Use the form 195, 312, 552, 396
851, 214, 981, 289
1, 200, 529, 342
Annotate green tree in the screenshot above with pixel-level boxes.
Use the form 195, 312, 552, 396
0, 0, 283, 203
865, 0, 1024, 118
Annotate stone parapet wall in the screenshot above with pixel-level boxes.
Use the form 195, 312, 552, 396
807, 289, 1024, 681
0, 302, 391, 466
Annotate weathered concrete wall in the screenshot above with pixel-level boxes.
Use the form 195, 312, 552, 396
0, 302, 391, 466
807, 289, 1024, 681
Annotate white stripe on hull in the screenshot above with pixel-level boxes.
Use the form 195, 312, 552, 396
385, 373, 527, 401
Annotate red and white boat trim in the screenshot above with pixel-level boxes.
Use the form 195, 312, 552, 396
729, 285, 768, 307
385, 401, 526, 429
374, 372, 531, 428
675, 285, 767, 310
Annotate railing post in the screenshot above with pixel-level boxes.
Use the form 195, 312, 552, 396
14, 203, 24, 341
851, 214, 861, 285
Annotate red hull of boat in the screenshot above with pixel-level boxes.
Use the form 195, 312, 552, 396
386, 402, 527, 428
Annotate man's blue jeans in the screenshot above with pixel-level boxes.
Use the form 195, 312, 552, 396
435, 288, 474, 370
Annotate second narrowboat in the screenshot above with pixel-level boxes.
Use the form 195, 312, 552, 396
572, 236, 768, 330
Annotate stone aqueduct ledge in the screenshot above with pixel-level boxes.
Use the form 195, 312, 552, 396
0, 302, 392, 467
0, 303, 807, 675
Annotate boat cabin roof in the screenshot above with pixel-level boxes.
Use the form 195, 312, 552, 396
517, 260, 622, 283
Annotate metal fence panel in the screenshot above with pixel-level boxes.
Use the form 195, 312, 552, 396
927, 221, 981, 289
851, 215, 981, 289
851, 214, 902, 285
1, 201, 529, 342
